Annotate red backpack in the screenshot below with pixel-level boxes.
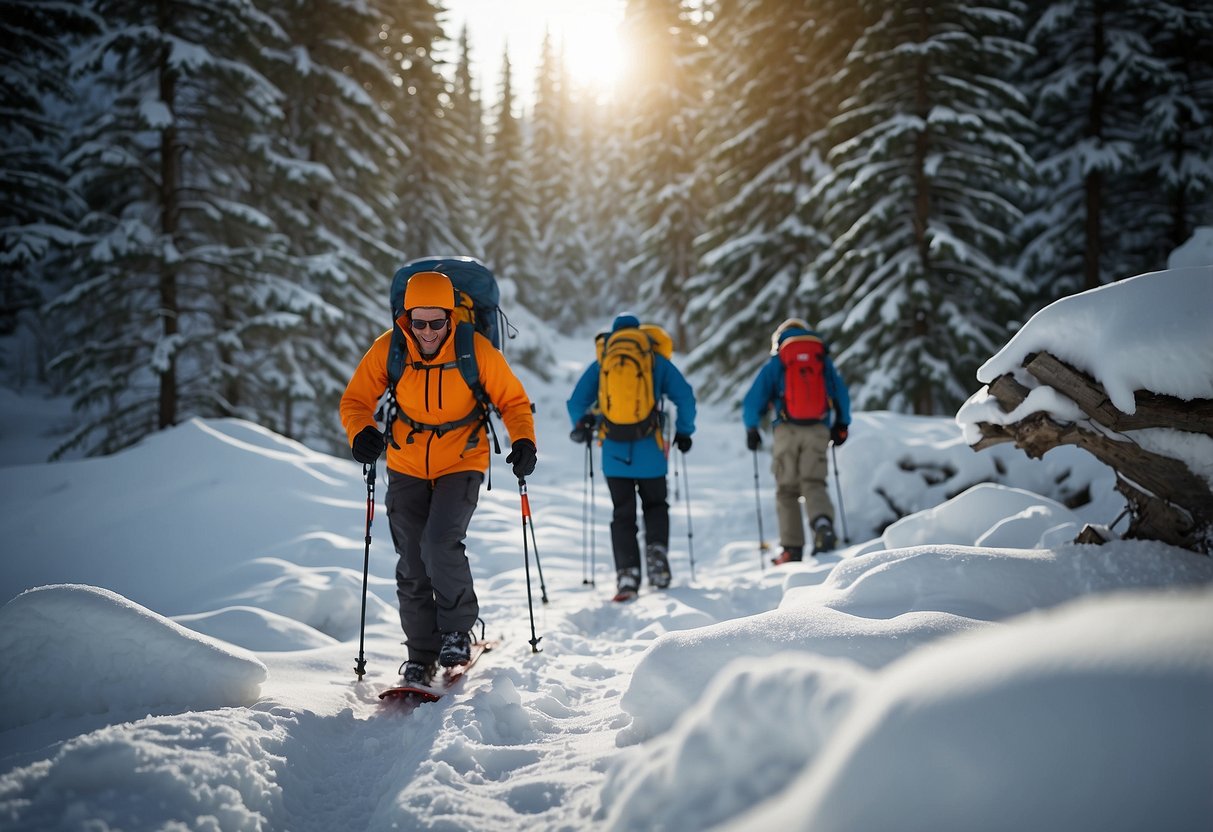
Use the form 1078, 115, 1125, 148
778, 335, 829, 423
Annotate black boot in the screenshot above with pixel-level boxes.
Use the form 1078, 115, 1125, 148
646, 543, 671, 589
812, 516, 837, 554
439, 630, 472, 667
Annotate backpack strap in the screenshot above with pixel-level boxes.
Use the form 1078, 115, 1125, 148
453, 322, 501, 456
380, 323, 500, 456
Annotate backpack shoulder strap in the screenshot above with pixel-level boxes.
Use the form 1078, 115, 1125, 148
454, 322, 490, 408
382, 327, 408, 449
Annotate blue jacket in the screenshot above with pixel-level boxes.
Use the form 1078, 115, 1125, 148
567, 317, 697, 479
742, 325, 851, 430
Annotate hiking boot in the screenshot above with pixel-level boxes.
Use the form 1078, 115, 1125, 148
402, 660, 436, 686
438, 631, 472, 667
812, 516, 837, 554
645, 544, 671, 589
772, 546, 803, 566
614, 567, 641, 600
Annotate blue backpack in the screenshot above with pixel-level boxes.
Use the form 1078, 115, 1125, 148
382, 256, 504, 453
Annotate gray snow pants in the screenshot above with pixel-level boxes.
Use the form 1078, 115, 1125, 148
771, 422, 834, 549
384, 469, 483, 663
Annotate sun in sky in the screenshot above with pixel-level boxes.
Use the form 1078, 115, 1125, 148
444, 0, 629, 105
547, 6, 628, 93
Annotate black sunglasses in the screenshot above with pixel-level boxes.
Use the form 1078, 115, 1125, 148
409, 316, 449, 331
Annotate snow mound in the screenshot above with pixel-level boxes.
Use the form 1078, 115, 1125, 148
732, 586, 1213, 832
172, 605, 338, 652
815, 541, 1213, 621
618, 606, 978, 743
605, 654, 871, 832
881, 482, 1078, 549
1168, 226, 1213, 268
0, 584, 267, 729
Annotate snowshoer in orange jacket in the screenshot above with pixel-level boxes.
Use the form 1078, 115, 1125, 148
340, 270, 537, 681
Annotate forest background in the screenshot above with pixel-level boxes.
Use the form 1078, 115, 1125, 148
2, 0, 1211, 459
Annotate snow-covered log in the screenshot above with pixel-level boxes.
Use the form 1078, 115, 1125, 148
971, 351, 1213, 554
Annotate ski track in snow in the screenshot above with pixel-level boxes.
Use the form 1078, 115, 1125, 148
243, 557, 782, 831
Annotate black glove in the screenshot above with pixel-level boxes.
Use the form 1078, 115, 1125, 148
507, 438, 537, 479
569, 414, 596, 444
746, 428, 761, 451
830, 424, 849, 446
674, 433, 692, 453
351, 426, 385, 464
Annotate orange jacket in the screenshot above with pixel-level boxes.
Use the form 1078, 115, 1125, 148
341, 326, 536, 479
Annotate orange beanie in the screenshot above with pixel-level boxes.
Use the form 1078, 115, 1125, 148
403, 271, 455, 311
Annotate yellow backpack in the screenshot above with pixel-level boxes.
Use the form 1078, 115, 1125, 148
640, 323, 673, 360
596, 325, 662, 441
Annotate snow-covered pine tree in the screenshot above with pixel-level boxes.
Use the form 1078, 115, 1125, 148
50, 0, 290, 457
529, 34, 590, 327
448, 25, 488, 260
243, 0, 411, 450
618, 0, 707, 351
389, 1, 468, 259
1117, 1, 1213, 272
0, 2, 97, 374
810, 0, 1034, 415
686, 0, 861, 400
483, 51, 537, 298
1018, 0, 1167, 296
577, 94, 639, 329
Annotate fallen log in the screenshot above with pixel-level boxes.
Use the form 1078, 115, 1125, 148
970, 351, 1212, 554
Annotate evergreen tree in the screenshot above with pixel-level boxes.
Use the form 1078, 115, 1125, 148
529, 33, 589, 326
389, 0, 467, 258
810, 0, 1034, 414
483, 51, 537, 292
50, 0, 290, 457
448, 24, 488, 259
1019, 0, 1166, 295
578, 94, 639, 329
0, 2, 97, 368
687, 0, 863, 399
618, 0, 707, 350
1121, 1, 1213, 270
248, 0, 412, 448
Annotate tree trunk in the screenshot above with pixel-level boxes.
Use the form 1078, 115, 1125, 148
157, 0, 180, 431
1083, 0, 1106, 291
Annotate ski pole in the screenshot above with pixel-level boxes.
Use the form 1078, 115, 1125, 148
583, 438, 597, 586
830, 442, 850, 544
680, 449, 695, 582
581, 441, 589, 584
752, 450, 768, 571
354, 461, 376, 679
588, 438, 597, 585
527, 485, 549, 604
581, 440, 592, 585
518, 478, 543, 653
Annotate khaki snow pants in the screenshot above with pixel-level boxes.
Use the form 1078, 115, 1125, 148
771, 422, 834, 549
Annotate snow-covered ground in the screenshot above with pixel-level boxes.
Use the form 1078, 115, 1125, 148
1, 267, 1211, 831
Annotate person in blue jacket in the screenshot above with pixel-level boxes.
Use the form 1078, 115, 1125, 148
567, 314, 697, 598
743, 318, 851, 563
